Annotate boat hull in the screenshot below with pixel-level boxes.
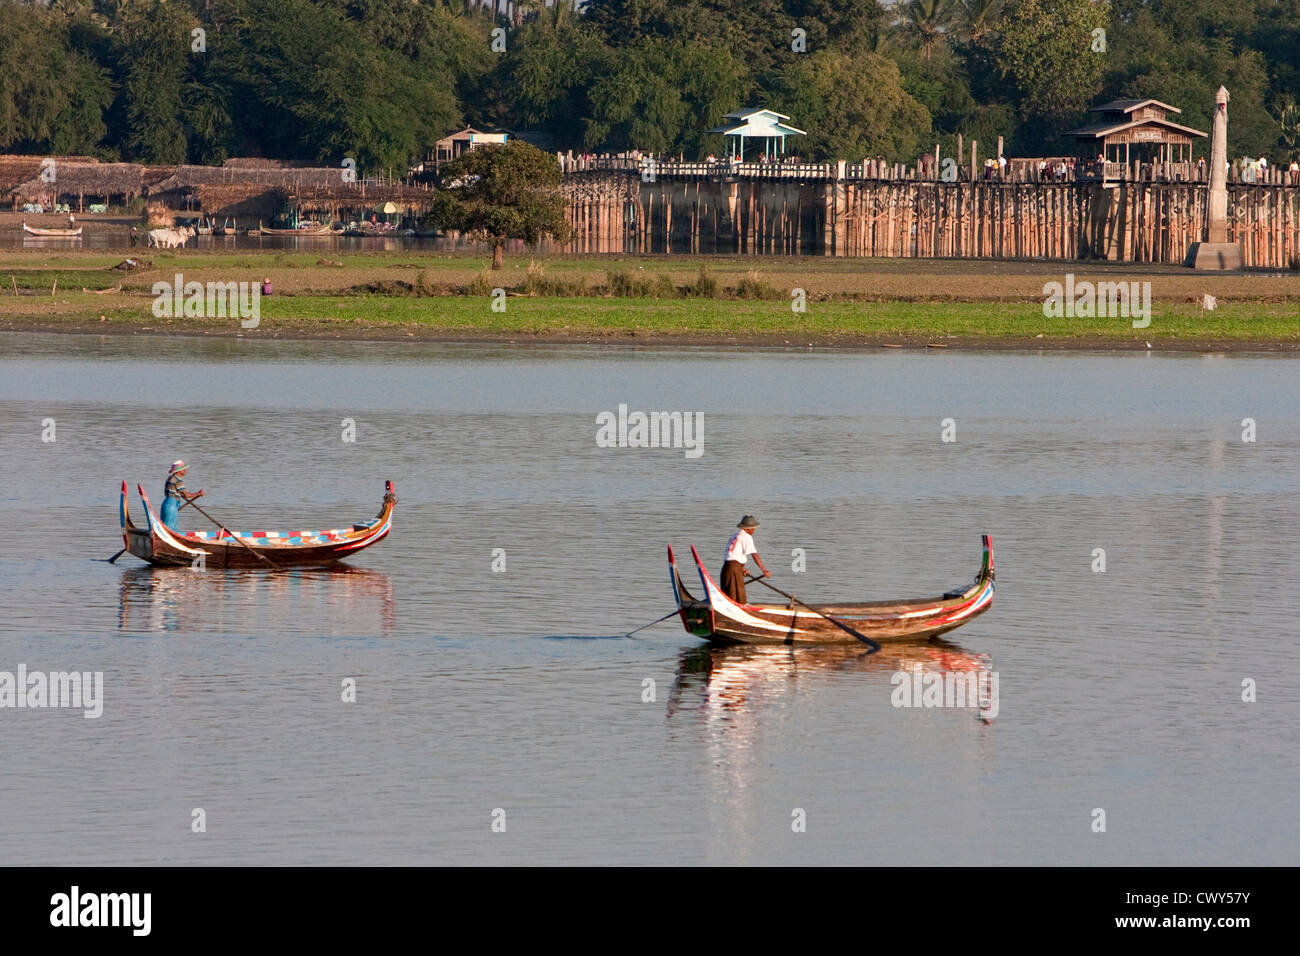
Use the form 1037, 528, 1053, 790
23, 222, 83, 237
118, 480, 395, 569
667, 536, 994, 645
258, 222, 334, 236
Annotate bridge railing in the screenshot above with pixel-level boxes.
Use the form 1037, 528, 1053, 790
558, 153, 1298, 186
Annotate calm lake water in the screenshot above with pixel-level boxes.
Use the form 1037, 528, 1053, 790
0, 333, 1297, 865
5, 229, 536, 255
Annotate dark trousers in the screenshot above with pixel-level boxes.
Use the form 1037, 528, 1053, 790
720, 561, 747, 604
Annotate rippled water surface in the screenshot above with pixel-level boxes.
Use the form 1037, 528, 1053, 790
1, 334, 1297, 864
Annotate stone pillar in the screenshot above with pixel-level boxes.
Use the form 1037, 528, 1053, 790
1186, 86, 1243, 269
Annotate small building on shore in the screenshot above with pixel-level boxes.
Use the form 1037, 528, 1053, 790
432, 127, 509, 164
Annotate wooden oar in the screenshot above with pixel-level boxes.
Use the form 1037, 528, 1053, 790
626, 609, 681, 637
746, 575, 881, 651
184, 498, 280, 571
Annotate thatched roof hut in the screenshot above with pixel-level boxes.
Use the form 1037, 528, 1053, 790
0, 155, 46, 194
6, 159, 150, 209
0, 152, 435, 219
193, 183, 287, 219
221, 157, 318, 169
151, 161, 435, 219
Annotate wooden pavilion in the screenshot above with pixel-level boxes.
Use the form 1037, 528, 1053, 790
1066, 99, 1206, 165
707, 108, 806, 161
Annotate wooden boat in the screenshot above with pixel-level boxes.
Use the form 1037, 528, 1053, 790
258, 221, 334, 236
668, 536, 994, 645
22, 221, 82, 238
118, 480, 396, 569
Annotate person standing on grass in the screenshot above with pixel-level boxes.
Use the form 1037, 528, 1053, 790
721, 515, 770, 604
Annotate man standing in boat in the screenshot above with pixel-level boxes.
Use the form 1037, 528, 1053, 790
161, 460, 203, 530
721, 515, 770, 604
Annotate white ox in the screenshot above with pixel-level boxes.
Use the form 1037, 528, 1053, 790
147, 225, 196, 249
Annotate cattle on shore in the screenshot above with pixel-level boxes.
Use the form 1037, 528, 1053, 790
147, 225, 196, 249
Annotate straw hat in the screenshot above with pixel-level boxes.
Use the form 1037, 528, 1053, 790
737, 515, 760, 529
169, 460, 187, 474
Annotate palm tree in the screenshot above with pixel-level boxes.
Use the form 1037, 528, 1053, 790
960, 0, 1001, 45
899, 0, 956, 60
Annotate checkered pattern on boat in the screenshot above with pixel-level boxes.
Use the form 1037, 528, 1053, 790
182, 526, 368, 546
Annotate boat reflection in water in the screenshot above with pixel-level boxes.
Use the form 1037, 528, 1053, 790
117, 565, 395, 635
666, 639, 996, 862
667, 640, 994, 720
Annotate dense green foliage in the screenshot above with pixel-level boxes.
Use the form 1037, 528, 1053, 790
1, 0, 1296, 169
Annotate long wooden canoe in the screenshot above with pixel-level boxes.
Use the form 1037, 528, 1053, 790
258, 221, 334, 236
667, 536, 994, 645
118, 480, 396, 568
23, 222, 82, 237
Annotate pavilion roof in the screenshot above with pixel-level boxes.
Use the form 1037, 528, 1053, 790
1066, 116, 1207, 139
1091, 98, 1183, 115
708, 108, 805, 138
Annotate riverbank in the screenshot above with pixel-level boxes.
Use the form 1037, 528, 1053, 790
2, 250, 1297, 350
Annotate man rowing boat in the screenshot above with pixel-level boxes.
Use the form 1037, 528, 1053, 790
721, 515, 770, 604
161, 460, 203, 530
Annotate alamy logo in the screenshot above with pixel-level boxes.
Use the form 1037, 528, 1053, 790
0, 664, 102, 718
152, 273, 261, 328
1042, 273, 1151, 328
50, 886, 150, 936
595, 404, 704, 459
890, 665, 999, 720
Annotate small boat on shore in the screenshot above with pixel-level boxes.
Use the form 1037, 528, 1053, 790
22, 222, 83, 238
117, 480, 396, 569
258, 221, 335, 236
667, 536, 994, 645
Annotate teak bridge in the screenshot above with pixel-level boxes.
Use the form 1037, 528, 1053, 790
560, 157, 1300, 268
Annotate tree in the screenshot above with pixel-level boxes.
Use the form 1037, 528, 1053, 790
0, 0, 112, 154
1101, 0, 1280, 160
897, 0, 957, 60
959, 0, 1001, 45
115, 0, 195, 164
772, 50, 932, 160
996, 0, 1109, 128
584, 37, 749, 155
231, 0, 462, 173
433, 141, 570, 270
501, 13, 609, 144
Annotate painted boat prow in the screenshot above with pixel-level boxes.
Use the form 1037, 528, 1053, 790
668, 545, 714, 637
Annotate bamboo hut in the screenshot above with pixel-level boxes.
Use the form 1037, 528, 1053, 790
6, 160, 149, 211
149, 161, 435, 222
0, 155, 46, 198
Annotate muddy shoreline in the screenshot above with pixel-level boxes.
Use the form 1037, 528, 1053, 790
2, 317, 1294, 352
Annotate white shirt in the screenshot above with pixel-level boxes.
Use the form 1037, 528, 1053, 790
724, 530, 757, 565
